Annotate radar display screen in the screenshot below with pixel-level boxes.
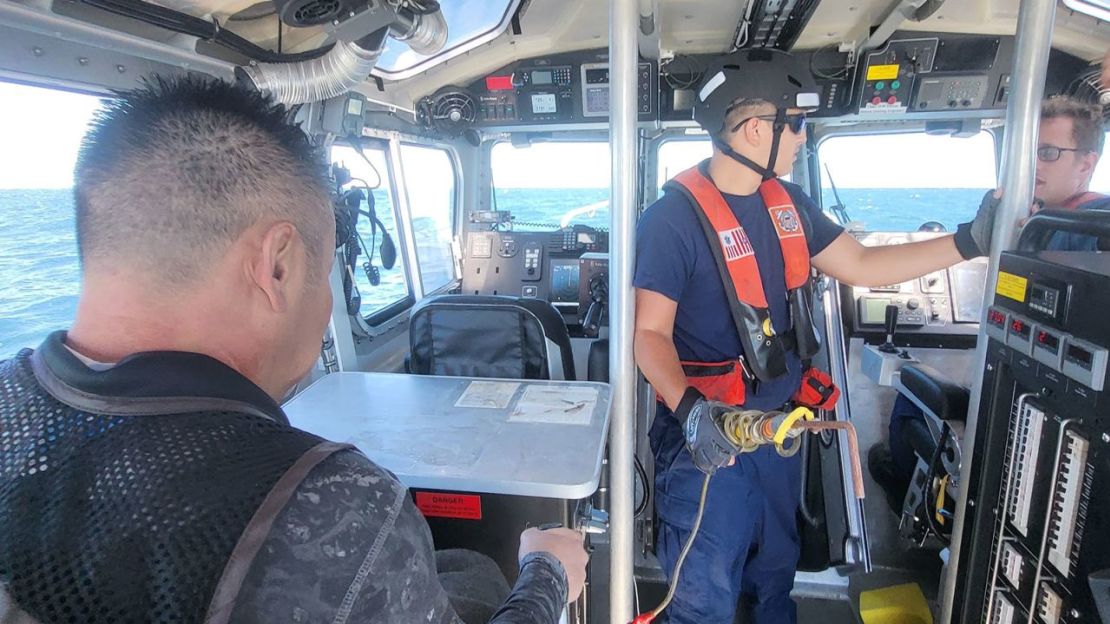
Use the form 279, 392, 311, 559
550, 260, 580, 303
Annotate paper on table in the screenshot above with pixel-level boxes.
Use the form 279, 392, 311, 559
509, 385, 598, 425
455, 380, 521, 409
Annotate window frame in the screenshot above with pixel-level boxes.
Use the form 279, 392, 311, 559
398, 141, 461, 296
370, 0, 524, 80
331, 137, 417, 333
813, 126, 1000, 228
488, 137, 613, 231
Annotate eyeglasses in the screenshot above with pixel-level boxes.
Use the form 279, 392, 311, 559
1037, 145, 1087, 162
731, 113, 807, 134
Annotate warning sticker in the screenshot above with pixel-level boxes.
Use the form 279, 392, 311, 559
996, 272, 1028, 302
414, 492, 482, 520
866, 64, 899, 81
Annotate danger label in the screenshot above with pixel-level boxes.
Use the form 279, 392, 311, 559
414, 492, 483, 520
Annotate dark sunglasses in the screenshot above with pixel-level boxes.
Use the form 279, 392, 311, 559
1037, 145, 1087, 162
731, 113, 807, 134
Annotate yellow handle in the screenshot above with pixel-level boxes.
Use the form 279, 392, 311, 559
762, 317, 775, 337
935, 474, 950, 525
772, 406, 815, 445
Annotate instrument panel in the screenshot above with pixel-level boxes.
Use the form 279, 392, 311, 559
844, 231, 988, 346
461, 227, 609, 331
468, 50, 657, 126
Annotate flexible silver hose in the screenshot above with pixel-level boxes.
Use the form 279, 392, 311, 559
240, 37, 384, 106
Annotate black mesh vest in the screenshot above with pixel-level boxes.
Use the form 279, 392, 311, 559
0, 343, 339, 624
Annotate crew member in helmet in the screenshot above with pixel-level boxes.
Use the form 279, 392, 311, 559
632, 49, 999, 623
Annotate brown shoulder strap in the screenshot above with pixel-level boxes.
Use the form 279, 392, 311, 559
204, 441, 354, 624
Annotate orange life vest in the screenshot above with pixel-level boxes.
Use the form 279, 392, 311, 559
1063, 192, 1107, 210
661, 162, 823, 404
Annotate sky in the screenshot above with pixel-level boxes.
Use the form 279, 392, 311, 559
0, 83, 104, 189
1, 80, 1108, 193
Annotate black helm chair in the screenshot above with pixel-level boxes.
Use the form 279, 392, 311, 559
693, 48, 822, 180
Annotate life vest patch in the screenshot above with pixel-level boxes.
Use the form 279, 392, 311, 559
770, 206, 804, 238
718, 227, 754, 261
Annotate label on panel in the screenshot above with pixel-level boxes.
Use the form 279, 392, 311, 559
996, 271, 1028, 302
415, 492, 483, 520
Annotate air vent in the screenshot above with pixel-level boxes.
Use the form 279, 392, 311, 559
1066, 67, 1110, 118
419, 88, 477, 136
275, 0, 342, 27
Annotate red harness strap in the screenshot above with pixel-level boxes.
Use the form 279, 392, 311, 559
669, 166, 811, 307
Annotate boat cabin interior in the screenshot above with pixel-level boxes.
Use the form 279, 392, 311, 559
1, 0, 1109, 621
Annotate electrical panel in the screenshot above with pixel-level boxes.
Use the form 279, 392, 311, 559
954, 252, 1110, 624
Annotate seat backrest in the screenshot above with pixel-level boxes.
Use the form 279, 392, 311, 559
408, 295, 576, 380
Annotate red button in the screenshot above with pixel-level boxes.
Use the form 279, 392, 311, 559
872, 96, 882, 105
887, 96, 898, 104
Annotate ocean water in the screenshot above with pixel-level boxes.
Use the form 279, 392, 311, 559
0, 186, 984, 359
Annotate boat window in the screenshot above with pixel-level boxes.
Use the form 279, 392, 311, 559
400, 144, 457, 294
818, 131, 997, 231
657, 139, 712, 188
373, 0, 522, 80
0, 82, 104, 359
1092, 131, 1110, 194
491, 141, 610, 230
656, 138, 791, 190
330, 144, 412, 321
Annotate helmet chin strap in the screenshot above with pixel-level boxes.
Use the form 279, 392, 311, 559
712, 108, 787, 182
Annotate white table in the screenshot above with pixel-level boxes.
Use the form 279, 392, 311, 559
283, 372, 612, 499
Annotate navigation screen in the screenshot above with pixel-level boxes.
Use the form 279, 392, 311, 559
550, 261, 580, 303
531, 93, 557, 114
861, 298, 891, 325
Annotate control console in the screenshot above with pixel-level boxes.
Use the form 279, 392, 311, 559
461, 226, 609, 329
845, 232, 987, 346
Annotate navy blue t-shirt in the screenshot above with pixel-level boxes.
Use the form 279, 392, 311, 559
634, 179, 844, 411
1045, 196, 1110, 251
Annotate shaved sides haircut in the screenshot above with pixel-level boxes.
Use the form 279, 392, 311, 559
720, 98, 775, 142
74, 74, 332, 283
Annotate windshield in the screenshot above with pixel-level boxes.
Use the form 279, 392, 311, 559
819, 131, 998, 231
490, 141, 610, 230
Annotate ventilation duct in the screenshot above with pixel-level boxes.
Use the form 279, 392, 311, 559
240, 1, 448, 105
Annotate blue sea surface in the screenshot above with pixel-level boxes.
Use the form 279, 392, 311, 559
0, 186, 983, 359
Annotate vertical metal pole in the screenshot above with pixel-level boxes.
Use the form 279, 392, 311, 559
940, 0, 1056, 619
608, 0, 638, 621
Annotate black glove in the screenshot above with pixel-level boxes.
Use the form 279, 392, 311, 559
674, 388, 740, 475
954, 190, 1000, 260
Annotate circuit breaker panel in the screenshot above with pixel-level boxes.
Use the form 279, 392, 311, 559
953, 251, 1110, 624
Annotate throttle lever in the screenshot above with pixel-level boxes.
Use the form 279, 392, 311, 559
879, 304, 900, 354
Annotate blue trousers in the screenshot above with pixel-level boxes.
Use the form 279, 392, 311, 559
649, 406, 802, 624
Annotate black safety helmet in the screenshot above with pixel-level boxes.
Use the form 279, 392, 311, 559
694, 48, 821, 136
693, 49, 821, 180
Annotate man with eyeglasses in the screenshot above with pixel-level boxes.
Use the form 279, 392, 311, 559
1033, 96, 1107, 250
870, 94, 1106, 526
633, 49, 998, 624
